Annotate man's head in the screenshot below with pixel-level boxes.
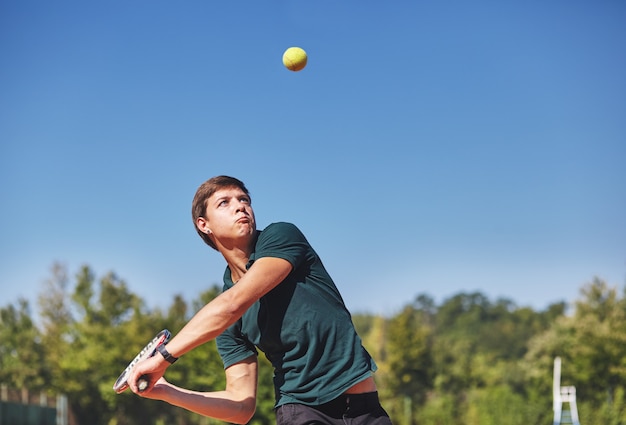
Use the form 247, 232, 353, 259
192, 175, 252, 250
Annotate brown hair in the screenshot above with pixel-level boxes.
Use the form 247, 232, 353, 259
191, 176, 251, 250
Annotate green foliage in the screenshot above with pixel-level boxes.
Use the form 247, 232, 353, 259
414, 392, 458, 425
385, 303, 433, 405
2, 263, 625, 425
1, 263, 235, 425
0, 299, 48, 389
464, 385, 547, 425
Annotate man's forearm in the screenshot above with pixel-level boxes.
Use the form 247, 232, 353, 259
165, 289, 246, 358
160, 384, 256, 424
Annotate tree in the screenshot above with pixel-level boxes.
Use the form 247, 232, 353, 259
384, 300, 434, 425
0, 299, 48, 389
37, 262, 73, 392
570, 279, 626, 410
524, 277, 626, 424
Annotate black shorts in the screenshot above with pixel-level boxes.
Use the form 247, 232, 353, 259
275, 392, 392, 425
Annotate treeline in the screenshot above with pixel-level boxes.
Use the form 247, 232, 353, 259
1, 262, 625, 425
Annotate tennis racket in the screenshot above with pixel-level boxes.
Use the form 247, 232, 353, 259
113, 329, 171, 393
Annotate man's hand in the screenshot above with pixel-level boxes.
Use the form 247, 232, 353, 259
135, 377, 170, 399
129, 352, 170, 394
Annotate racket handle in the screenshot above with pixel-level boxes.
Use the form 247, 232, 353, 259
137, 375, 149, 392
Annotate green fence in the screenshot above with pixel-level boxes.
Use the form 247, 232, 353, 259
0, 385, 68, 425
0, 401, 57, 425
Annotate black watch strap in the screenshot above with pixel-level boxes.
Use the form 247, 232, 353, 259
156, 343, 178, 364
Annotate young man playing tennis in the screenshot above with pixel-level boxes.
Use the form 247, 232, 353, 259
129, 175, 392, 425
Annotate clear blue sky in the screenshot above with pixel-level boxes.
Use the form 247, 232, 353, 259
1, 1, 625, 315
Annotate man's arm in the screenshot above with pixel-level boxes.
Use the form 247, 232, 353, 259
129, 256, 292, 392
140, 356, 258, 425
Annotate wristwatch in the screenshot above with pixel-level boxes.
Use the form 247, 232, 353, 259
156, 344, 179, 364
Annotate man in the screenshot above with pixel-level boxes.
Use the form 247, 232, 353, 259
130, 175, 391, 425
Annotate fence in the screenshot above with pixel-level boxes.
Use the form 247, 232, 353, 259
0, 385, 68, 425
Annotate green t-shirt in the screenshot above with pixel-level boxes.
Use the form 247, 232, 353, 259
216, 222, 377, 407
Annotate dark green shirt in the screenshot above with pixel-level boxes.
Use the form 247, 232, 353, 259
216, 222, 376, 407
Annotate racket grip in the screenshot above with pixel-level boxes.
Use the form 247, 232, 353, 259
137, 375, 149, 392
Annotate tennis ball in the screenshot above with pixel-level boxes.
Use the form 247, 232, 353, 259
282, 47, 307, 72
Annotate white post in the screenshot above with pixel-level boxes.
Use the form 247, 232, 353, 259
553, 357, 562, 425
56, 394, 68, 425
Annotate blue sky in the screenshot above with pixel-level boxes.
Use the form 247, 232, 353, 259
1, 1, 624, 316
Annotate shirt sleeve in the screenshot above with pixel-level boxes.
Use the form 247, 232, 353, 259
216, 319, 258, 369
253, 222, 310, 270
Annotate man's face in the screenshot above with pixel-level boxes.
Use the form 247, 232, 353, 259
203, 186, 256, 245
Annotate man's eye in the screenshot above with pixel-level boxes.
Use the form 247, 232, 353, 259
241, 197, 250, 204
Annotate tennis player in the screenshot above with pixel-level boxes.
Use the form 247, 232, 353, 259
129, 175, 392, 425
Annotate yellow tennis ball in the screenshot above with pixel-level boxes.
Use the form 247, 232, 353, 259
282, 47, 307, 72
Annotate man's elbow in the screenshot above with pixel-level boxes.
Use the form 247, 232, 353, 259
231, 398, 256, 424
218, 290, 252, 328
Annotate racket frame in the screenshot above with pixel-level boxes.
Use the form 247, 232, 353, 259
113, 329, 171, 393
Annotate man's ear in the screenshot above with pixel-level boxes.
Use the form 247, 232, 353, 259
197, 217, 211, 234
